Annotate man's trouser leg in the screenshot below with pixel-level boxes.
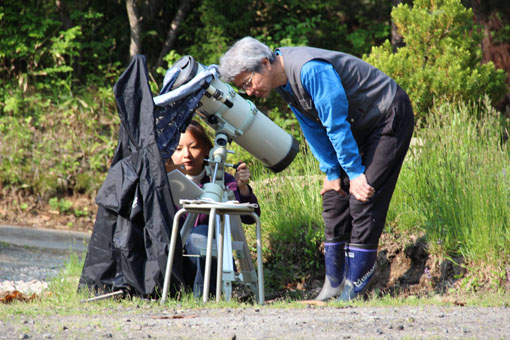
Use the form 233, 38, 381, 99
339, 86, 415, 301
315, 176, 352, 301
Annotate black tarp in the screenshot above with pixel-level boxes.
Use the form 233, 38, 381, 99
78, 55, 204, 297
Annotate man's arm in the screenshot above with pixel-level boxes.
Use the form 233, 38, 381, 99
301, 60, 374, 201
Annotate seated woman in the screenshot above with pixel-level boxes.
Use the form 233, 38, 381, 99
167, 120, 260, 297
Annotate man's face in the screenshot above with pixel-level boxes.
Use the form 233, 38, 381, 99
233, 59, 273, 98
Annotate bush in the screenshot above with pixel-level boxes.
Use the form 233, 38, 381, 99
365, 0, 507, 122
0, 87, 118, 198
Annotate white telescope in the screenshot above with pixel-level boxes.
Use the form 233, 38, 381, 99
154, 56, 299, 173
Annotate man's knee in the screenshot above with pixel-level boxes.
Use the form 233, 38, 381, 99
322, 190, 351, 241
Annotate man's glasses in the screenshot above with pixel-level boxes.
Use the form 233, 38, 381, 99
238, 72, 254, 94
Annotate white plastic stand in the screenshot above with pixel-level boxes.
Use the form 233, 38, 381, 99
160, 200, 264, 304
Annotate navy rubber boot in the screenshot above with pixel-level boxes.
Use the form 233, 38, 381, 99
337, 243, 377, 302
313, 241, 346, 301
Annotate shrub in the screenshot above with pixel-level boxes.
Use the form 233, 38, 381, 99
365, 0, 507, 122
0, 86, 118, 198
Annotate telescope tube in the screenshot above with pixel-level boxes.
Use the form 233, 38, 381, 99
167, 56, 299, 173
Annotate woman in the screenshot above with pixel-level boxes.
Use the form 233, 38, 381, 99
168, 120, 260, 297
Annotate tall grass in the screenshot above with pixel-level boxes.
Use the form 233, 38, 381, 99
247, 146, 324, 293
389, 98, 510, 263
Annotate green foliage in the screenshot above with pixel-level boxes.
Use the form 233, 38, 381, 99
0, 86, 119, 198
0, 1, 61, 76
49, 197, 73, 214
48, 197, 89, 217
388, 98, 510, 263
365, 0, 507, 121
0, 115, 33, 186
173, 0, 255, 69
187, 26, 230, 67
0, 0, 123, 100
249, 0, 392, 56
270, 16, 321, 47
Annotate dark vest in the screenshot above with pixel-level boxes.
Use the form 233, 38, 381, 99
275, 47, 397, 142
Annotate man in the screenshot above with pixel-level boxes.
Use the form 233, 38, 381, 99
219, 37, 414, 301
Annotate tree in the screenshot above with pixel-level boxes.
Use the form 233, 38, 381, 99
153, 0, 192, 73
365, 0, 507, 120
468, 0, 510, 111
126, 0, 142, 58
124, 0, 193, 74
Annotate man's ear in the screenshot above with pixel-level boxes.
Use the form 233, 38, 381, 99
263, 58, 271, 71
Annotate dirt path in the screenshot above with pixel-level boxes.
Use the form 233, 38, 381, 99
2, 304, 510, 339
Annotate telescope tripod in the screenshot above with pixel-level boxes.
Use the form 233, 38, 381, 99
161, 132, 264, 304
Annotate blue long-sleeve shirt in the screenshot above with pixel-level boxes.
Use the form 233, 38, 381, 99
281, 60, 364, 181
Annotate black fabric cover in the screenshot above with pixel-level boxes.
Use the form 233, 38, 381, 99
78, 55, 197, 297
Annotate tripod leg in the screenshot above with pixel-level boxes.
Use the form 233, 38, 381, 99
221, 215, 234, 301
216, 215, 224, 302
180, 212, 198, 244
230, 214, 263, 302
252, 212, 264, 304
161, 208, 187, 304
202, 208, 216, 303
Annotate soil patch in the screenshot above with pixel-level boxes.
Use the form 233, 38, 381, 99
0, 189, 96, 232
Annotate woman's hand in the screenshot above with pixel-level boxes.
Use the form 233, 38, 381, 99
164, 159, 185, 173
235, 162, 251, 196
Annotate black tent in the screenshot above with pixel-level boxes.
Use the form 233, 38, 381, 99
78, 55, 204, 297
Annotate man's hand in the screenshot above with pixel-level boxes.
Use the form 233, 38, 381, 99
320, 177, 347, 196
349, 174, 375, 202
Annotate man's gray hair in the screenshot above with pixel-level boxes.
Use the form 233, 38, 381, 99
219, 36, 275, 82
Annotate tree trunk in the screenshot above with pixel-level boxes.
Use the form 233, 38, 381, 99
56, 0, 82, 78
55, 0, 72, 30
391, 0, 404, 52
471, 0, 510, 111
153, 0, 192, 73
126, 0, 143, 58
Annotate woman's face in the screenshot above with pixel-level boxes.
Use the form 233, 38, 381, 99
171, 130, 207, 176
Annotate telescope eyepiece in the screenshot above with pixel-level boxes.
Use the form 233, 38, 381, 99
215, 133, 229, 147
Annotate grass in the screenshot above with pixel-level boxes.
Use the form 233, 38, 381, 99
388, 98, 509, 265
243, 146, 325, 295
2, 252, 509, 320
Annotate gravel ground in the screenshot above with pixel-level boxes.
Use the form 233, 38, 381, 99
0, 242, 70, 294
0, 225, 88, 295
1, 227, 510, 340
2, 304, 510, 339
